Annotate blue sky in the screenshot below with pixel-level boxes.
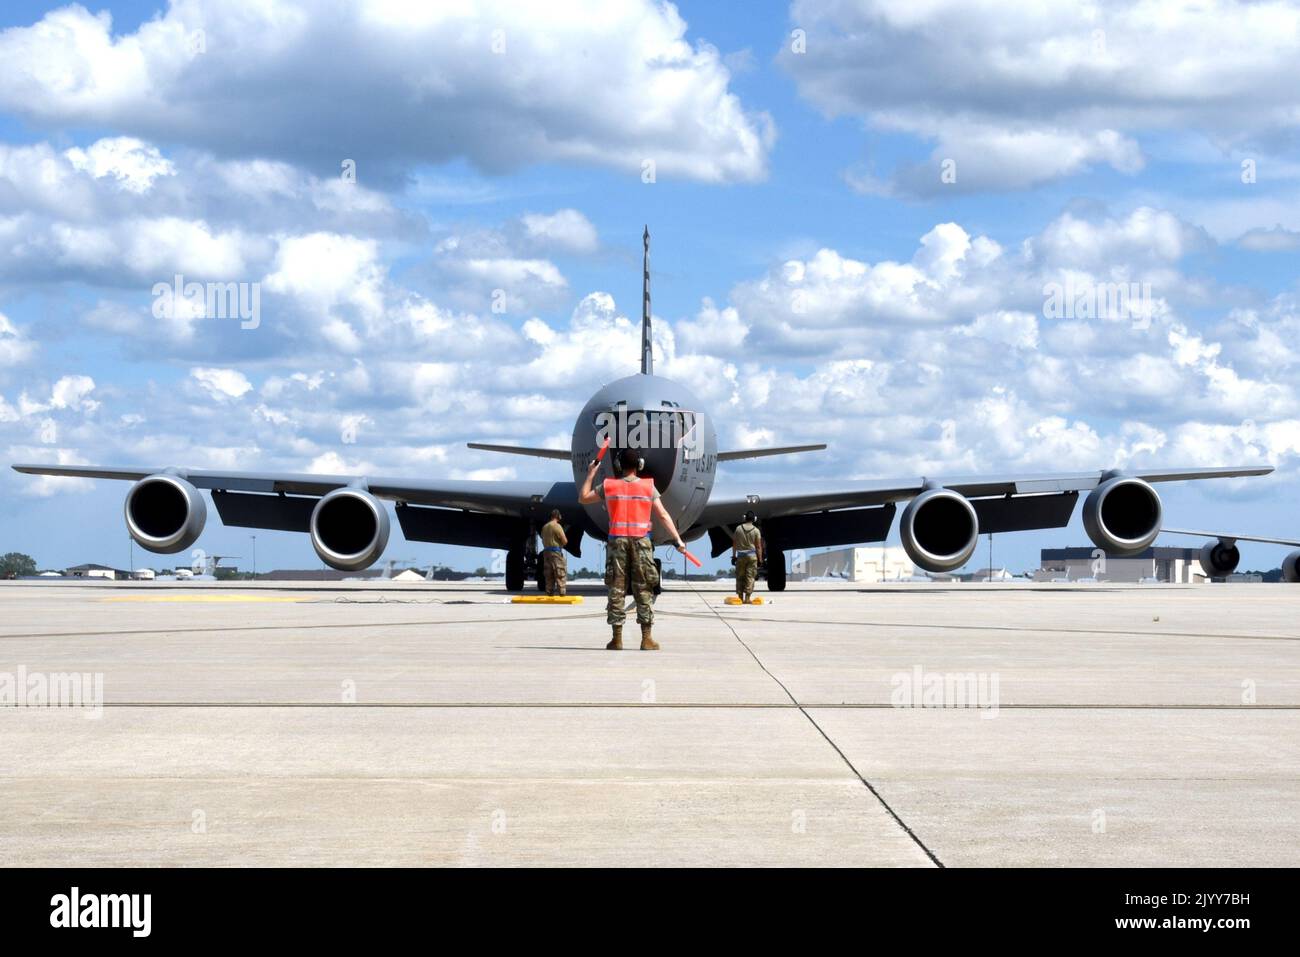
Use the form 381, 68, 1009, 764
1, 0, 1298, 575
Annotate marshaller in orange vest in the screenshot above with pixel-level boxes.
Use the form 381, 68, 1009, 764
578, 446, 687, 651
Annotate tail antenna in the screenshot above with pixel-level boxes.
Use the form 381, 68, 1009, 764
640, 225, 653, 375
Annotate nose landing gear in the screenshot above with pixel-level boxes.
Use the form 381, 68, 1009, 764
762, 548, 786, 591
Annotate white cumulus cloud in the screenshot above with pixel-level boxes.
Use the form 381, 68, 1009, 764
0, 0, 773, 184
783, 0, 1300, 194
191, 367, 253, 401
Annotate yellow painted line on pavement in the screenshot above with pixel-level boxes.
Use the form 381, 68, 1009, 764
100, 594, 306, 603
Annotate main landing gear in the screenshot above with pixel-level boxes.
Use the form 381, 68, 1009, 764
506, 526, 542, 592
505, 549, 526, 592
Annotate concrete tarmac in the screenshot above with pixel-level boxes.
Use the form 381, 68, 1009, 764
1, 579, 1296, 866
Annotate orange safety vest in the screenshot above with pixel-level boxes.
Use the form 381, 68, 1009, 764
603, 476, 656, 538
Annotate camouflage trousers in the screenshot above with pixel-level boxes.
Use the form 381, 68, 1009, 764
735, 554, 758, 597
605, 536, 659, 625
543, 551, 567, 596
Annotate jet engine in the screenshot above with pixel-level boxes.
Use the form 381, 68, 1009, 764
1199, 539, 1241, 579
899, 487, 979, 573
1082, 475, 1161, 557
310, 488, 390, 571
1283, 551, 1300, 583
124, 474, 207, 554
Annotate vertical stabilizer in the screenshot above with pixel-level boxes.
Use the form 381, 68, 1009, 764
641, 225, 653, 375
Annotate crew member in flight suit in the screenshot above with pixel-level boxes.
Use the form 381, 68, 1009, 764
731, 511, 763, 603
540, 509, 568, 596
579, 447, 687, 651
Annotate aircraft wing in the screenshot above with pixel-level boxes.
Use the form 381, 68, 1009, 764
466, 443, 571, 461
717, 444, 827, 462
697, 465, 1273, 527
11, 463, 574, 516
12, 462, 592, 565
1161, 528, 1300, 547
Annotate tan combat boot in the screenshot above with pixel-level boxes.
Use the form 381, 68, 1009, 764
640, 623, 659, 651
606, 625, 623, 650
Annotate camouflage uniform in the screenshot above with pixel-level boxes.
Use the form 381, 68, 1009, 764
605, 535, 660, 625
732, 521, 761, 599
540, 519, 567, 596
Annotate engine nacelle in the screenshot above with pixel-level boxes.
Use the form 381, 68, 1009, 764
1283, 551, 1300, 583
124, 474, 207, 554
310, 488, 390, 571
1199, 539, 1241, 579
1082, 475, 1162, 557
899, 487, 979, 573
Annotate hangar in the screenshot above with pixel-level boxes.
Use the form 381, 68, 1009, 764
1036, 546, 1205, 583
805, 546, 914, 582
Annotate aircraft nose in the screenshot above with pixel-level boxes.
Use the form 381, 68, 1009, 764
626, 444, 675, 493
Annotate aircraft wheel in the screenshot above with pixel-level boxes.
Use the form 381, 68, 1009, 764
653, 557, 663, 596
534, 560, 546, 590
505, 549, 525, 592
767, 550, 787, 591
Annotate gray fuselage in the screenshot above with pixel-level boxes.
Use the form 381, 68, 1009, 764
569, 373, 717, 544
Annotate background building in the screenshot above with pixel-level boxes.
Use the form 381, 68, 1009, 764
805, 546, 914, 582
1036, 547, 1204, 583
964, 567, 1017, 582
65, 563, 130, 580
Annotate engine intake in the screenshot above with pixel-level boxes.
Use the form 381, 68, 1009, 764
1199, 539, 1241, 579
900, 488, 979, 573
310, 488, 390, 571
124, 474, 207, 554
1082, 476, 1161, 557
1283, 551, 1300, 584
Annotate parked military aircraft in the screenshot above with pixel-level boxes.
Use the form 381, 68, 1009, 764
11, 229, 1280, 590
1159, 528, 1300, 581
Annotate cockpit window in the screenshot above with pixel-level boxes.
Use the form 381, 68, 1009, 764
594, 409, 696, 450
592, 408, 703, 491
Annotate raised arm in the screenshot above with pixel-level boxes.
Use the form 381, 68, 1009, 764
578, 460, 602, 504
